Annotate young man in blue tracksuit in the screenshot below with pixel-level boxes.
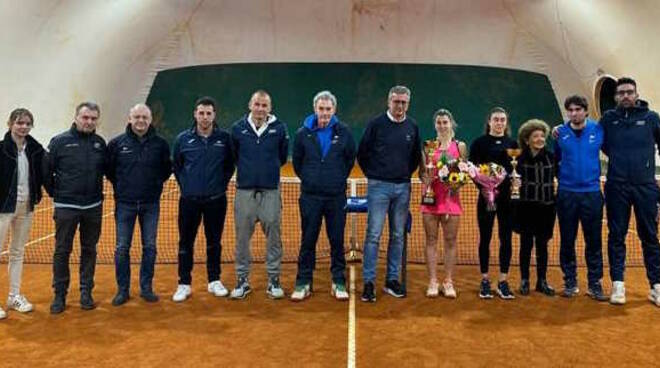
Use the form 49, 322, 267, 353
290, 91, 356, 302
554, 95, 607, 301
600, 77, 660, 307
171, 97, 235, 303
106, 104, 171, 306
229, 90, 289, 300
357, 85, 421, 302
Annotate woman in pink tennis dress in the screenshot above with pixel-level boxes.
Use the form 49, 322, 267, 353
419, 109, 467, 299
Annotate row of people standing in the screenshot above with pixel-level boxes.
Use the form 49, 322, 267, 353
1, 78, 659, 319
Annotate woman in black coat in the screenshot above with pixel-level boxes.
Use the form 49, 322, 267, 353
513, 119, 556, 296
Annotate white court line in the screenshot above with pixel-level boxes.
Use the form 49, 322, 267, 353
0, 208, 116, 256
347, 265, 356, 368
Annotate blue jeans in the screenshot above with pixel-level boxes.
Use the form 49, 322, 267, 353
362, 179, 411, 283
114, 201, 159, 293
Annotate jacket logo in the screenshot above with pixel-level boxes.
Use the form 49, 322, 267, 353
268, 129, 277, 134
636, 120, 646, 126
495, 140, 502, 144
65, 143, 79, 148
406, 134, 412, 141
561, 134, 570, 140
589, 134, 596, 143
613, 120, 619, 125
187, 138, 196, 144
214, 141, 225, 147
241, 129, 249, 134
93, 142, 102, 149
120, 146, 133, 153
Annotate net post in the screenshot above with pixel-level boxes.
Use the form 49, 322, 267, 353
347, 179, 362, 263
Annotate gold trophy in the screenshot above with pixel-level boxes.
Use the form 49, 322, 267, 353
422, 140, 439, 205
506, 148, 522, 200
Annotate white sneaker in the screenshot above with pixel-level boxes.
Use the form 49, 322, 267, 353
172, 284, 192, 302
331, 283, 349, 301
0, 306, 6, 320
648, 283, 660, 307
442, 280, 457, 299
207, 281, 229, 297
290, 284, 311, 302
426, 281, 439, 298
610, 281, 626, 305
7, 294, 33, 313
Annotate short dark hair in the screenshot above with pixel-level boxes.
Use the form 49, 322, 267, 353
194, 96, 217, 111
75, 101, 100, 116
616, 77, 637, 89
564, 95, 588, 110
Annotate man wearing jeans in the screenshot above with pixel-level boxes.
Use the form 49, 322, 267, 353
230, 90, 289, 300
171, 96, 235, 302
44, 102, 107, 314
290, 90, 356, 302
357, 85, 421, 302
554, 95, 607, 301
106, 104, 171, 306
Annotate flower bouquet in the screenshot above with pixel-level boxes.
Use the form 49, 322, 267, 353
467, 162, 507, 211
436, 152, 471, 196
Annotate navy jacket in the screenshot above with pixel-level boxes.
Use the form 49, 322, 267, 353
230, 115, 289, 190
0, 132, 45, 213
357, 113, 421, 183
107, 125, 172, 203
554, 119, 602, 192
293, 115, 356, 196
600, 100, 660, 184
44, 124, 107, 207
172, 124, 234, 198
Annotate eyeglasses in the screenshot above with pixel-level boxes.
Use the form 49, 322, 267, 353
616, 89, 636, 96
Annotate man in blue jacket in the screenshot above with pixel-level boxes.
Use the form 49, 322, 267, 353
44, 102, 107, 314
357, 85, 421, 302
601, 77, 660, 307
106, 104, 171, 306
171, 97, 235, 303
554, 95, 607, 301
290, 91, 356, 302
230, 90, 289, 300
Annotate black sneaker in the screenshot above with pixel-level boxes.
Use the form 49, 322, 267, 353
80, 290, 96, 310
561, 279, 579, 298
535, 280, 555, 297
383, 279, 405, 298
140, 290, 160, 303
479, 279, 494, 299
111, 291, 130, 307
587, 282, 609, 302
361, 281, 376, 303
50, 293, 66, 315
496, 281, 515, 300
519, 279, 530, 296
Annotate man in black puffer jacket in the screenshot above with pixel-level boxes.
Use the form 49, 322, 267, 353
44, 102, 107, 314
290, 91, 356, 302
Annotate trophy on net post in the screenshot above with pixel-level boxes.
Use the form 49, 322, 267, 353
422, 140, 439, 205
506, 148, 522, 200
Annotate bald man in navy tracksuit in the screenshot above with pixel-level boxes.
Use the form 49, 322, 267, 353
600, 77, 660, 307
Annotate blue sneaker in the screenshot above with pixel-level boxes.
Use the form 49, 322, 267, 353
496, 280, 515, 300
479, 279, 493, 299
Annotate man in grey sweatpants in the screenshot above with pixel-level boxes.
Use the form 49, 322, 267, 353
229, 90, 289, 299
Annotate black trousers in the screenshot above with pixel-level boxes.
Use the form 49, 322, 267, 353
295, 193, 347, 286
177, 195, 227, 285
52, 205, 102, 294
477, 194, 513, 275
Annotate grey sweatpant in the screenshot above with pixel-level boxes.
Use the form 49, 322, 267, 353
234, 188, 283, 279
